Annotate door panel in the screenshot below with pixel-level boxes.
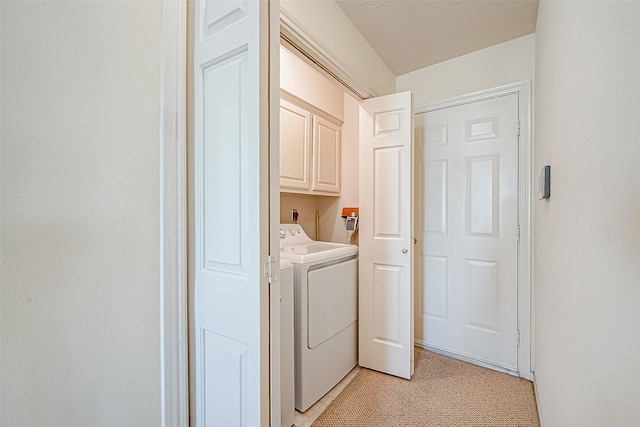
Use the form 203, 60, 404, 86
424, 160, 447, 235
415, 94, 519, 372
423, 255, 447, 320
193, 0, 272, 425
359, 91, 413, 379
373, 264, 402, 345
373, 147, 403, 237
202, 53, 247, 272
203, 331, 249, 426
466, 155, 500, 237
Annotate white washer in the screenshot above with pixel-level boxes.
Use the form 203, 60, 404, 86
279, 224, 358, 412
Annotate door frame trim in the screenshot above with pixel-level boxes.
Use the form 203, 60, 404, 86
159, 1, 189, 426
414, 81, 533, 380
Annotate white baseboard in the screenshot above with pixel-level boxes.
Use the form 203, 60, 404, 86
532, 371, 543, 426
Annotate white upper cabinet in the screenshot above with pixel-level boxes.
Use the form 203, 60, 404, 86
280, 99, 312, 190
280, 94, 342, 196
312, 115, 341, 193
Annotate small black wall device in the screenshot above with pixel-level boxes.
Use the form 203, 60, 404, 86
539, 165, 551, 199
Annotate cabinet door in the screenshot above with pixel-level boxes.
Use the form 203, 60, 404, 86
280, 99, 312, 190
312, 115, 341, 193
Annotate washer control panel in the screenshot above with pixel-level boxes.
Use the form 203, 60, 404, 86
279, 224, 312, 245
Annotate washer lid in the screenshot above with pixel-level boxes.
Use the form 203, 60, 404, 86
280, 242, 358, 264
279, 223, 358, 264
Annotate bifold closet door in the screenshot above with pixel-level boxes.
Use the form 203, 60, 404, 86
359, 91, 414, 380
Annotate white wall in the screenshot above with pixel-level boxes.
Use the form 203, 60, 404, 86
534, 1, 640, 426
281, 45, 344, 121
1, 2, 162, 425
317, 93, 360, 244
280, 0, 396, 97
280, 193, 319, 238
397, 34, 535, 107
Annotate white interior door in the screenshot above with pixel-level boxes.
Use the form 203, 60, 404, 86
359, 91, 414, 380
193, 1, 273, 425
415, 93, 519, 373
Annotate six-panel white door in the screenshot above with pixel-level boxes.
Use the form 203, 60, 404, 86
415, 94, 519, 372
193, 0, 272, 425
359, 92, 414, 379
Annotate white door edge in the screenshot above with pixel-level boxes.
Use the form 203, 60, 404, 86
159, 1, 189, 426
269, 0, 283, 424
414, 81, 533, 380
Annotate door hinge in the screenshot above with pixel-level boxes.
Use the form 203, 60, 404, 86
517, 225, 521, 241
516, 330, 521, 346
264, 255, 278, 284
517, 120, 521, 136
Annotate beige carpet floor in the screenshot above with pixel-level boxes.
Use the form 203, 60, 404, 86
312, 347, 539, 426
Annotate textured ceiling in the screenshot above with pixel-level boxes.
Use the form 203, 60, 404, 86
335, 0, 538, 75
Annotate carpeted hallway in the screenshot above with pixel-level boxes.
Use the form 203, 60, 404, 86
311, 347, 539, 426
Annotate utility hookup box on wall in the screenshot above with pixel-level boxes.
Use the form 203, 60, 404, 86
341, 207, 359, 218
